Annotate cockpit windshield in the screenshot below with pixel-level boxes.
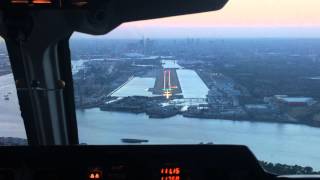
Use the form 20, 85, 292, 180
1, 0, 320, 175
70, 0, 320, 173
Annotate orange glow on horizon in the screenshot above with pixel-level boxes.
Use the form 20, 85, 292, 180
125, 0, 320, 27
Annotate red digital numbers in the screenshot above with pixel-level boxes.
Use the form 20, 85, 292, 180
160, 168, 180, 175
161, 176, 180, 180
160, 167, 181, 180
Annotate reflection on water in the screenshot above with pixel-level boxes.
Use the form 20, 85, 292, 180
176, 69, 209, 99
111, 77, 156, 97
77, 108, 320, 170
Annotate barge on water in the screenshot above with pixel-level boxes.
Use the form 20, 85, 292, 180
121, 138, 149, 143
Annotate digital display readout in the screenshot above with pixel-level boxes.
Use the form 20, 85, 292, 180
160, 167, 181, 180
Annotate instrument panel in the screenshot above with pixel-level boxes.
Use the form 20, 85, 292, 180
0, 0, 89, 9
0, 145, 275, 180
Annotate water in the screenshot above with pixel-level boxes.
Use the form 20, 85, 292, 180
72, 59, 105, 74
162, 60, 182, 69
1, 74, 320, 170
0, 74, 26, 138
176, 69, 209, 99
111, 77, 156, 97
77, 108, 320, 170
307, 76, 320, 80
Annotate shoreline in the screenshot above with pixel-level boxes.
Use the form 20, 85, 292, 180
81, 106, 320, 129
3, 71, 319, 129
182, 113, 320, 128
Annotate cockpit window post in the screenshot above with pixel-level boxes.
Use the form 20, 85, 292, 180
0, 11, 79, 145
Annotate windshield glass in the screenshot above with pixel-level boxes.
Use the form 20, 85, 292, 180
0, 0, 320, 176
70, 0, 320, 174
0, 38, 27, 145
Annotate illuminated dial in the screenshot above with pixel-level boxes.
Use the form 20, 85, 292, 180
88, 168, 103, 180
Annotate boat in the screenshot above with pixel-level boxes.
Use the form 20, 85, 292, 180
121, 138, 149, 143
4, 95, 9, 101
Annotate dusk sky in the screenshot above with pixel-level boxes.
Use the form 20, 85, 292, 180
75, 0, 320, 38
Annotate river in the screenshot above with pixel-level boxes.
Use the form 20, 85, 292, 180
1, 74, 320, 170
76, 108, 320, 170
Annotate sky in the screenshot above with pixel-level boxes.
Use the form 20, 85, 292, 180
75, 0, 320, 38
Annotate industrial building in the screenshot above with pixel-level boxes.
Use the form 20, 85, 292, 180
273, 95, 316, 107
